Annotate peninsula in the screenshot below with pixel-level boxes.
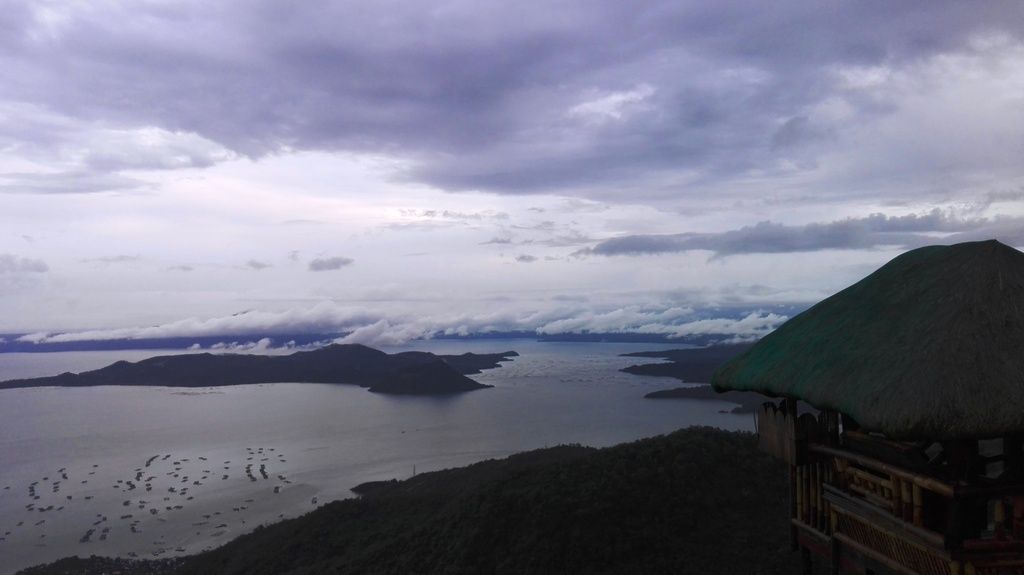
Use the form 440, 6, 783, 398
622, 344, 766, 412
0, 344, 517, 395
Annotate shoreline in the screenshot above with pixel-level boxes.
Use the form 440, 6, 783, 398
18, 427, 800, 575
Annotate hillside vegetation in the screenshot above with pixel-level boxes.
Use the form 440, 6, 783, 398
22, 428, 798, 575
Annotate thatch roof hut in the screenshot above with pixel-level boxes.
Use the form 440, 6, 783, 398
712, 239, 1024, 441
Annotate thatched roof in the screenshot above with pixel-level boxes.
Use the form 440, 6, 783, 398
711, 240, 1024, 440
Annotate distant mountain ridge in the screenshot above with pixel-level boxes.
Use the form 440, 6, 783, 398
0, 344, 518, 395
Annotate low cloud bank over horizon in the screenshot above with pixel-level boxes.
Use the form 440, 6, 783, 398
14, 301, 792, 348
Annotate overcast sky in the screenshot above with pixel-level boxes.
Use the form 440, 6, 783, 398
3, 1, 1024, 344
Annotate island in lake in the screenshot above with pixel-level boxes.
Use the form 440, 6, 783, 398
622, 344, 767, 413
0, 344, 518, 396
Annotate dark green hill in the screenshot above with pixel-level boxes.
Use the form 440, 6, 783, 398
21, 428, 798, 575
0, 344, 515, 395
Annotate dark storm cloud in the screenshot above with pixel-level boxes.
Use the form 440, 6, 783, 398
580, 211, 1024, 257
3, 1, 1023, 199
514, 254, 537, 263
308, 256, 354, 271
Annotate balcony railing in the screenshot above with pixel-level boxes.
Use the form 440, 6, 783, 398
760, 400, 1024, 574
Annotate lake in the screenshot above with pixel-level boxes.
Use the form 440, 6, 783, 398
0, 339, 752, 573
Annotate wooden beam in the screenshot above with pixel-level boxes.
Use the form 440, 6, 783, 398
811, 444, 955, 497
825, 484, 946, 550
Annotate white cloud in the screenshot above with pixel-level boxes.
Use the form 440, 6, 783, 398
16, 301, 788, 346
336, 320, 434, 347
569, 84, 655, 122
209, 337, 274, 352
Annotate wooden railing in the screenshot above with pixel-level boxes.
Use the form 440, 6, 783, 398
756, 402, 1024, 573
811, 444, 953, 529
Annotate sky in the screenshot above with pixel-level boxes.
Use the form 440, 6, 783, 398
3, 1, 1024, 345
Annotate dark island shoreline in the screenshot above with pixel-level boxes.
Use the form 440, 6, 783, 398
0, 344, 519, 396
620, 343, 769, 413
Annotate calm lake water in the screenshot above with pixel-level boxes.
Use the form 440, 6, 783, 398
0, 340, 753, 573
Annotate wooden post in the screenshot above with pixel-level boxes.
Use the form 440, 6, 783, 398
946, 497, 965, 549
995, 498, 1006, 540
828, 410, 840, 446
804, 465, 812, 525
794, 462, 802, 521
840, 413, 860, 435
801, 547, 813, 575
809, 463, 817, 527
893, 477, 903, 521
817, 463, 825, 530
1013, 496, 1024, 540
818, 463, 826, 530
913, 483, 923, 527
831, 535, 841, 575
1007, 436, 1023, 478
902, 480, 913, 522
945, 439, 979, 481
790, 464, 799, 551
835, 458, 848, 490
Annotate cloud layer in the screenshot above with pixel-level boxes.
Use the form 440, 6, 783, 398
17, 301, 789, 347
2, 3, 1024, 339
581, 211, 1024, 258
4, 1, 1024, 206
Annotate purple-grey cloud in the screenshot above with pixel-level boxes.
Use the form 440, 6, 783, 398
308, 256, 354, 271
2, 1, 1022, 200
579, 211, 1024, 257
0, 254, 48, 273
84, 255, 142, 264
0, 171, 148, 195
